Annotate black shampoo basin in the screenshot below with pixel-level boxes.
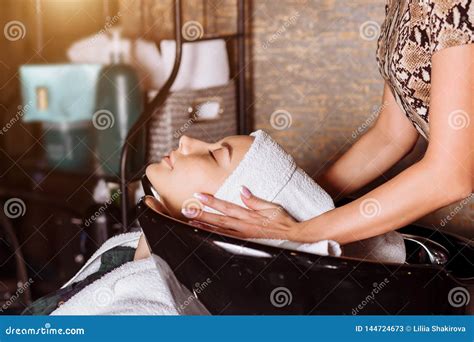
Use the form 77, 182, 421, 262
137, 178, 473, 315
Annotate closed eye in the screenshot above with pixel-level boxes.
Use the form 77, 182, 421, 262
209, 150, 217, 163
209, 143, 231, 165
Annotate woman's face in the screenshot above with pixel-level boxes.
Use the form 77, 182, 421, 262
146, 135, 254, 218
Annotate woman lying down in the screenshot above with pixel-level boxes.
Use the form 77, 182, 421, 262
23, 130, 406, 315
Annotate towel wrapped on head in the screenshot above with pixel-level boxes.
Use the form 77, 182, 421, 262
207, 130, 406, 263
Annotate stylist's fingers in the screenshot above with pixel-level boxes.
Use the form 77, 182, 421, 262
189, 220, 249, 239
191, 192, 262, 220
189, 219, 283, 240
239, 186, 279, 211
188, 210, 260, 235
239, 187, 296, 224
189, 218, 288, 240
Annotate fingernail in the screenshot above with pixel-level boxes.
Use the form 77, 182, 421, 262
193, 192, 209, 203
240, 185, 251, 199
181, 208, 199, 218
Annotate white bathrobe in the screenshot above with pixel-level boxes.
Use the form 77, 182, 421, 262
51, 231, 209, 315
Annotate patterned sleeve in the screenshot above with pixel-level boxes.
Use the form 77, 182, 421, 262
429, 0, 474, 53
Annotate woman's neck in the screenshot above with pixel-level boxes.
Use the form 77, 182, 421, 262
134, 234, 151, 261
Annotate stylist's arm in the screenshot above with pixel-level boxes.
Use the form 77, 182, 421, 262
188, 45, 473, 244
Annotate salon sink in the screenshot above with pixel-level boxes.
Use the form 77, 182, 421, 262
137, 191, 474, 315
402, 234, 450, 265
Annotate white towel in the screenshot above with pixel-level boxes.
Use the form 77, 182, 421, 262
210, 130, 406, 264
67, 33, 119, 64
67, 32, 163, 90
67, 33, 230, 91
160, 39, 230, 91
52, 232, 210, 315
208, 130, 341, 257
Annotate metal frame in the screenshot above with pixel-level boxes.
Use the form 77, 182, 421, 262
119, 0, 247, 230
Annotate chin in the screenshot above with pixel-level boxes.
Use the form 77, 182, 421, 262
146, 163, 165, 183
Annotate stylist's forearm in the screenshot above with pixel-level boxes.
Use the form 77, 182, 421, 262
317, 83, 419, 199
318, 127, 411, 199
298, 159, 469, 244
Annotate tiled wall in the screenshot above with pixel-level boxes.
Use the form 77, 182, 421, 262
121, 0, 472, 237
120, 0, 237, 41
249, 0, 384, 173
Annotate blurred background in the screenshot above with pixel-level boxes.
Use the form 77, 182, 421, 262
0, 0, 472, 313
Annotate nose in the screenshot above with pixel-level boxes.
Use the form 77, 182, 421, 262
178, 135, 209, 155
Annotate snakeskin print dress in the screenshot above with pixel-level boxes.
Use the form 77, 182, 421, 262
376, 0, 474, 140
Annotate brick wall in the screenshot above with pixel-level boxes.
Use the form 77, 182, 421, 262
126, 0, 473, 237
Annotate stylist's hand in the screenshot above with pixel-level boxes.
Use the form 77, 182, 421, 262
181, 186, 299, 240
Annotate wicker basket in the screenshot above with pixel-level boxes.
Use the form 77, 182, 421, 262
147, 82, 237, 162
